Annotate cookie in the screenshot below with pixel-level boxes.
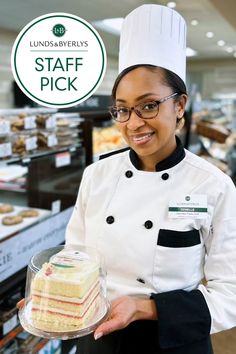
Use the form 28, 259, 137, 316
0, 204, 14, 214
19, 209, 39, 217
2, 215, 23, 225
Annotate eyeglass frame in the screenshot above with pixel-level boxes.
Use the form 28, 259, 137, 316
110, 92, 179, 123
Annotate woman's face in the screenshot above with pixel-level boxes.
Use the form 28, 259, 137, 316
115, 67, 187, 169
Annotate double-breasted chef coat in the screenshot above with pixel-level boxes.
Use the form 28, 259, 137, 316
66, 137, 236, 353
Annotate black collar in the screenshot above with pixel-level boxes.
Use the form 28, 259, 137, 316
129, 136, 185, 172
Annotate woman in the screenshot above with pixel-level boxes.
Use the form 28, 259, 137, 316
66, 5, 236, 354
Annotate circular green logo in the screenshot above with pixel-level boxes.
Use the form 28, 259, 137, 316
11, 13, 107, 108
52, 24, 66, 37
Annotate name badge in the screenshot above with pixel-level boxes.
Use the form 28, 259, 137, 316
168, 194, 208, 219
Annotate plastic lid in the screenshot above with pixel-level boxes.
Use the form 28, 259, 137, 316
19, 245, 109, 339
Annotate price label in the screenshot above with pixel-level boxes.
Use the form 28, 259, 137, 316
25, 136, 37, 151
24, 115, 36, 129
46, 115, 56, 129
0, 120, 10, 135
51, 200, 61, 215
55, 151, 71, 168
48, 134, 58, 147
0, 142, 12, 158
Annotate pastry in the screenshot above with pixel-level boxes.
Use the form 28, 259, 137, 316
11, 119, 24, 132
56, 118, 70, 127
19, 209, 39, 218
0, 204, 14, 214
12, 137, 26, 155
37, 132, 57, 149
37, 133, 48, 148
36, 114, 49, 128
2, 215, 23, 225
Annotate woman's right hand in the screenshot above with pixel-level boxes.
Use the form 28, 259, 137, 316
16, 299, 25, 309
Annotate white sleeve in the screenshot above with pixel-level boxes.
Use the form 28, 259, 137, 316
198, 176, 236, 333
65, 167, 90, 246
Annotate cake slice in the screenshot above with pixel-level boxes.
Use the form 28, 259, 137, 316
30, 250, 100, 332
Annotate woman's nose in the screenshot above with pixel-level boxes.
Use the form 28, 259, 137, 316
127, 110, 145, 130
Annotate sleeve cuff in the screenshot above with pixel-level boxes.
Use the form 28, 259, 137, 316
151, 289, 211, 349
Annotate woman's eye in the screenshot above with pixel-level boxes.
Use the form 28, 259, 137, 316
142, 102, 157, 111
117, 107, 129, 114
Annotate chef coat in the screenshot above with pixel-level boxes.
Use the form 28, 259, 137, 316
66, 137, 236, 350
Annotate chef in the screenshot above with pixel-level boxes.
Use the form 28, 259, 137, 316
66, 4, 236, 354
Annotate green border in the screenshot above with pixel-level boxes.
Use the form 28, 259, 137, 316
169, 207, 208, 212
13, 14, 106, 106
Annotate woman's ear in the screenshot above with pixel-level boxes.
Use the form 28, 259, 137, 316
175, 94, 188, 118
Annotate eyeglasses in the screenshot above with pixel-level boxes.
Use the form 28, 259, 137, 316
110, 92, 179, 123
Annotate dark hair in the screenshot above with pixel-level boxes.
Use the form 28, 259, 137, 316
111, 64, 187, 102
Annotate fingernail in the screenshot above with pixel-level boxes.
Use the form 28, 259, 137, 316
94, 332, 103, 340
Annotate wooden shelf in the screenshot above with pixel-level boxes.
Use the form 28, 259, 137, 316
0, 325, 23, 349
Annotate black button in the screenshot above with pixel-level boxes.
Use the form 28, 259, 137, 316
106, 216, 114, 224
144, 220, 153, 229
125, 170, 133, 178
161, 173, 169, 180
137, 278, 145, 284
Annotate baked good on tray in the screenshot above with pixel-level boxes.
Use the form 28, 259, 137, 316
30, 250, 100, 332
0, 204, 14, 213
2, 215, 23, 225
19, 209, 39, 218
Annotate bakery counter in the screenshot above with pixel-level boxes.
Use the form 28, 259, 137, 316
0, 206, 73, 295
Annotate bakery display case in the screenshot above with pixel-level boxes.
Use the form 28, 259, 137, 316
190, 98, 236, 180
0, 108, 87, 206
0, 107, 93, 353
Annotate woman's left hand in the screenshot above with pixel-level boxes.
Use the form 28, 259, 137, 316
94, 295, 157, 340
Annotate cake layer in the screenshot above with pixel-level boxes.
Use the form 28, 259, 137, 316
31, 282, 100, 316
32, 280, 99, 304
31, 295, 99, 332
31, 266, 99, 298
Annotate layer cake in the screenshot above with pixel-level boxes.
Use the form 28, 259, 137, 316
30, 250, 100, 332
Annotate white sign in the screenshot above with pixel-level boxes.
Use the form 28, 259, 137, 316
168, 194, 208, 219
0, 120, 10, 135
0, 143, 12, 158
24, 116, 36, 129
55, 151, 71, 168
11, 13, 107, 108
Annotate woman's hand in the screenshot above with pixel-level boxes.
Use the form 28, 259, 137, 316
94, 295, 157, 340
16, 299, 25, 309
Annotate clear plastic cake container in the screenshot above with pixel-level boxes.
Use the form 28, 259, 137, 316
19, 245, 109, 339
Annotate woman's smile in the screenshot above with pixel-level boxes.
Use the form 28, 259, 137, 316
129, 131, 155, 145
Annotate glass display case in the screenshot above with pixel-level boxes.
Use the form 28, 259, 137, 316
190, 98, 236, 180
0, 107, 93, 352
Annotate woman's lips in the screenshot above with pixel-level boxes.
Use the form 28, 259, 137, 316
130, 132, 155, 145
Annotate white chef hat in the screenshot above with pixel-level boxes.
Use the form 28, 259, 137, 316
119, 4, 187, 82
